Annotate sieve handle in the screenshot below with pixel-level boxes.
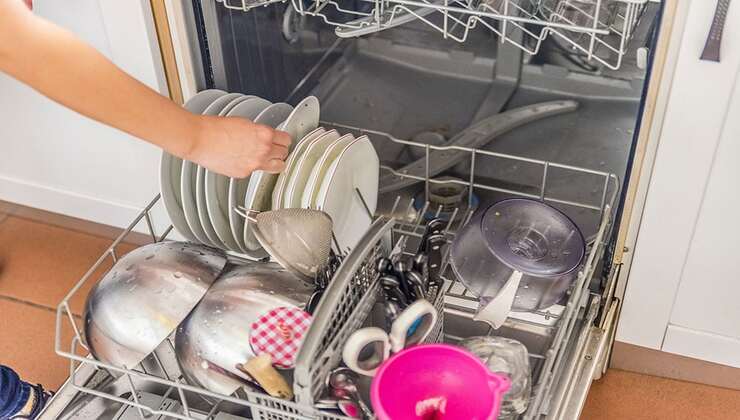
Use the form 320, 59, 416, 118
473, 270, 523, 329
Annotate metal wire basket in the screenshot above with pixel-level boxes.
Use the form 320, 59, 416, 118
52, 116, 618, 419
217, 0, 650, 70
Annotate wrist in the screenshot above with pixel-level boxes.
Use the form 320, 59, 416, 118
181, 113, 208, 162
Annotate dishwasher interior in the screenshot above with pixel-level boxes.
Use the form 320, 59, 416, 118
43, 0, 662, 419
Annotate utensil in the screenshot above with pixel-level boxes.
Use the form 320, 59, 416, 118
315, 135, 379, 253
237, 353, 293, 400
242, 103, 295, 252
459, 336, 532, 418
161, 89, 225, 243
327, 368, 373, 419
370, 344, 511, 420
175, 262, 313, 396
238, 208, 334, 282
449, 199, 586, 329
84, 242, 227, 368
379, 101, 579, 193
379, 275, 408, 309
315, 398, 361, 418
342, 299, 437, 376
404, 270, 427, 300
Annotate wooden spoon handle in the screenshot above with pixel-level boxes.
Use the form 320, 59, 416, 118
237, 354, 294, 400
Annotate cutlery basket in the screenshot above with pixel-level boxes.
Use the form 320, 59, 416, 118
293, 216, 447, 406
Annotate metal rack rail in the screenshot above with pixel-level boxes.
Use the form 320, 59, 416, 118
217, 0, 650, 70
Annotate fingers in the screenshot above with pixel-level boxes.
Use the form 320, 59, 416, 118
260, 158, 287, 174
272, 130, 291, 148
268, 143, 289, 161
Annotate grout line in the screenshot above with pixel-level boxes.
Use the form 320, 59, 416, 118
0, 294, 82, 319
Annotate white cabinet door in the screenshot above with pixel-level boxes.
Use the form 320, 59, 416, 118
663, 68, 740, 366
616, 0, 740, 351
0, 0, 173, 235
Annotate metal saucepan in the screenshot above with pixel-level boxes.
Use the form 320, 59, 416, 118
175, 262, 313, 396
450, 199, 585, 328
84, 242, 227, 368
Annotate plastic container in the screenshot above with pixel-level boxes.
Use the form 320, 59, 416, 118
449, 199, 585, 327
370, 344, 510, 420
460, 336, 532, 418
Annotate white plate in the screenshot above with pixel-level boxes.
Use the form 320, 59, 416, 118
203, 95, 264, 252
282, 128, 338, 209
160, 89, 225, 243
299, 130, 347, 209
278, 96, 320, 148
271, 127, 326, 210
194, 93, 246, 248
225, 97, 272, 253
242, 103, 294, 253
316, 135, 379, 253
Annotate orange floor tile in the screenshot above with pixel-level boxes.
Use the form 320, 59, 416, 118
0, 215, 134, 315
1, 208, 740, 418
582, 369, 740, 420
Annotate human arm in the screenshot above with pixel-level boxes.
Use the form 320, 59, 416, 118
0, 0, 289, 177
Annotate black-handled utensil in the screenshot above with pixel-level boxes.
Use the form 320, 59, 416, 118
405, 270, 427, 301
380, 275, 408, 308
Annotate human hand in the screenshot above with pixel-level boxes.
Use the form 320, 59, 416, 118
186, 115, 291, 178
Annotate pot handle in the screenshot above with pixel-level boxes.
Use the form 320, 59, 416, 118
474, 270, 523, 329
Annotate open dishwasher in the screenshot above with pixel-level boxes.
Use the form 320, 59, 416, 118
41, 0, 667, 419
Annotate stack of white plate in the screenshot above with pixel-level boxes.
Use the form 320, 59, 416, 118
271, 128, 379, 254
160, 89, 321, 258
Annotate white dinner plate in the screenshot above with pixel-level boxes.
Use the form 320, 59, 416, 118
193, 93, 246, 248
242, 103, 294, 253
316, 135, 379, 253
160, 89, 225, 243
225, 97, 272, 253
282, 128, 338, 209
299, 131, 348, 209
272, 127, 326, 210
278, 96, 320, 149
203, 95, 264, 252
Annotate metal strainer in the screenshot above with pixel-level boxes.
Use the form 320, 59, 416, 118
235, 207, 333, 282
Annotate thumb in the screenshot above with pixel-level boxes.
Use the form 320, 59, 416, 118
259, 158, 287, 174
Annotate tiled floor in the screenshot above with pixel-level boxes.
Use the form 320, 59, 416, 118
1, 204, 740, 419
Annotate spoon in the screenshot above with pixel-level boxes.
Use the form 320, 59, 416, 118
327, 367, 373, 418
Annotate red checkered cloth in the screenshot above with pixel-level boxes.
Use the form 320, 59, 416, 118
249, 306, 313, 368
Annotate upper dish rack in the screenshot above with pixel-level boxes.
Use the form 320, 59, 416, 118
217, 0, 650, 70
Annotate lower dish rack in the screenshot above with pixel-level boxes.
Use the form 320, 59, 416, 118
45, 121, 618, 420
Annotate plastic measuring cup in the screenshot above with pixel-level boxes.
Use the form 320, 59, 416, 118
370, 344, 511, 420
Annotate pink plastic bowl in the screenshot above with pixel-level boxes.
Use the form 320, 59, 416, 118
370, 344, 511, 420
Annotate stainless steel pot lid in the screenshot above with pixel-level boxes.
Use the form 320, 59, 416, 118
481, 199, 584, 277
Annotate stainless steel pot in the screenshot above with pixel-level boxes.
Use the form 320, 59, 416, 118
83, 242, 227, 368
449, 199, 585, 328
175, 262, 313, 396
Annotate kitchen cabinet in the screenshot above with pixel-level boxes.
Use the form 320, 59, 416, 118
616, 0, 740, 368
0, 0, 172, 234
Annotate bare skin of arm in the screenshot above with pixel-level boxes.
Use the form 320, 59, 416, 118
0, 0, 290, 177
